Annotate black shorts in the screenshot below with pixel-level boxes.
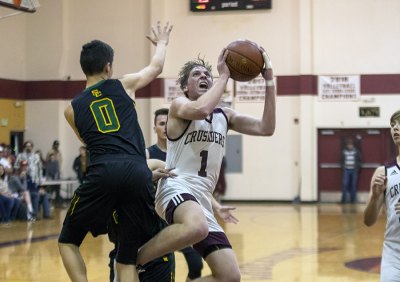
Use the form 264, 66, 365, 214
58, 155, 157, 264
108, 215, 175, 282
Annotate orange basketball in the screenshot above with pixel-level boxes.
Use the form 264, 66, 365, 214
226, 39, 264, 82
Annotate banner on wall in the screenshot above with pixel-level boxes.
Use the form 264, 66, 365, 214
163, 78, 234, 108
164, 78, 181, 104
318, 75, 360, 101
236, 76, 277, 103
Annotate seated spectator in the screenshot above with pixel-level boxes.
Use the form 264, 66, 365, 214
0, 165, 21, 224
8, 164, 35, 221
27, 173, 52, 220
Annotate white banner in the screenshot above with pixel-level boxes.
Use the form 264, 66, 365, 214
318, 75, 360, 101
236, 76, 271, 103
164, 78, 181, 104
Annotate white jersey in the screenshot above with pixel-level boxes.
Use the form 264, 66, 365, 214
381, 160, 400, 282
155, 109, 228, 232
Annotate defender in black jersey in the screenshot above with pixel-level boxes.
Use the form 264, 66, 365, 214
58, 21, 173, 282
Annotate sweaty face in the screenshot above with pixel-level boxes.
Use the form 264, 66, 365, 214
185, 66, 213, 100
154, 114, 168, 140
391, 118, 400, 145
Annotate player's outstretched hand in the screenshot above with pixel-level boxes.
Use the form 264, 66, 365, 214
146, 21, 173, 46
215, 205, 239, 224
217, 48, 230, 78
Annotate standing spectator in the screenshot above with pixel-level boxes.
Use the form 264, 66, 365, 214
72, 146, 89, 184
364, 109, 400, 281
341, 138, 362, 203
45, 152, 64, 207
46, 140, 62, 206
35, 149, 47, 177
46, 140, 62, 170
58, 21, 173, 282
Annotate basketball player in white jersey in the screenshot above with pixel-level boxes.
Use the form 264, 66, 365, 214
364, 109, 400, 282
137, 44, 276, 281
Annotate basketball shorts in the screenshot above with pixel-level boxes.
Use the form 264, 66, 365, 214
58, 155, 157, 264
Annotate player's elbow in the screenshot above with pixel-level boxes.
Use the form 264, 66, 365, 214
363, 216, 376, 227
260, 124, 275, 136
193, 105, 213, 119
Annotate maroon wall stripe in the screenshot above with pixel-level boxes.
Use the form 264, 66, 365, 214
0, 75, 398, 100
361, 74, 400, 94
0, 79, 26, 99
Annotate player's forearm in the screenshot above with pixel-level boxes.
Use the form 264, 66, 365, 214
259, 84, 276, 136
363, 196, 382, 226
149, 42, 168, 75
195, 74, 229, 117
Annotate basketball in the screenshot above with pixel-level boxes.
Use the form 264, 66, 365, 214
226, 39, 264, 82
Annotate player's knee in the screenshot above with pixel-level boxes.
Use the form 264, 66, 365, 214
222, 269, 241, 282
187, 220, 208, 243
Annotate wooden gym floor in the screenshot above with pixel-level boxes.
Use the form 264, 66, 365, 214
0, 203, 384, 281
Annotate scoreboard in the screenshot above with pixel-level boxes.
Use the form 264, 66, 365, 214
190, 0, 272, 12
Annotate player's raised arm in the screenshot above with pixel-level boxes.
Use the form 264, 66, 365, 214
224, 47, 276, 136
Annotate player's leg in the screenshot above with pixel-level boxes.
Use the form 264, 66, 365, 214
194, 248, 240, 282
58, 243, 88, 282
350, 170, 358, 203
137, 200, 209, 266
341, 169, 350, 203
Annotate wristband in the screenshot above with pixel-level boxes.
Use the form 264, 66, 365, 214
262, 52, 273, 69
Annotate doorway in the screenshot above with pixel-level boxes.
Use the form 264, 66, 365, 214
317, 128, 395, 202
10, 131, 24, 155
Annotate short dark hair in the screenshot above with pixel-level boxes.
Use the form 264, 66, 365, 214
23, 140, 34, 148
154, 108, 169, 125
177, 56, 212, 96
80, 40, 114, 76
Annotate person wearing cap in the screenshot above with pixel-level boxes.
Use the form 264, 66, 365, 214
14, 140, 42, 191
8, 160, 36, 221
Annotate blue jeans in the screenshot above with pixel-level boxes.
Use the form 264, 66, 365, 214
30, 192, 51, 218
342, 169, 359, 203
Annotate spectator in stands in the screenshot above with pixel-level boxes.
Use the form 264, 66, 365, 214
0, 164, 21, 224
46, 140, 62, 169
14, 140, 42, 187
20, 161, 52, 220
8, 164, 35, 221
46, 140, 62, 206
0, 145, 13, 174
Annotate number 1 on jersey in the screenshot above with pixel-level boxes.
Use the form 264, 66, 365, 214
198, 150, 208, 177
